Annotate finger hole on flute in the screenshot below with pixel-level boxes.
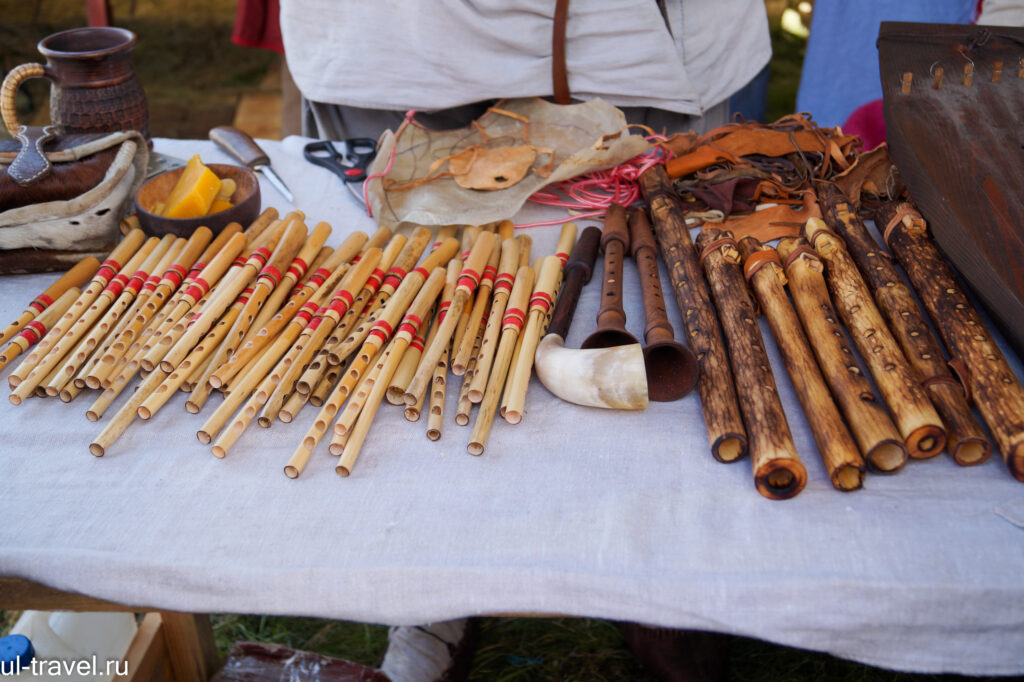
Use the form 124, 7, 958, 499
866, 440, 908, 473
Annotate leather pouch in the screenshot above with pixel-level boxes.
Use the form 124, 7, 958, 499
0, 125, 148, 273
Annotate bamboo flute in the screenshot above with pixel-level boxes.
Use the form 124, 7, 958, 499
334, 268, 446, 441
205, 244, 359, 391
196, 221, 330, 390
804, 217, 946, 459
467, 266, 534, 455
136, 231, 250, 372
777, 237, 908, 472
329, 345, 393, 474
88, 363, 170, 456
154, 220, 307, 375
136, 296, 250, 420
452, 235, 502, 375
820, 190, 989, 466
9, 233, 156, 403
0, 288, 80, 372
392, 306, 441, 410
199, 249, 383, 436
71, 237, 185, 391
449, 227, 484, 367
242, 207, 281, 244
0, 256, 99, 347
467, 238, 519, 403
361, 226, 432, 317
107, 224, 238, 380
8, 228, 146, 391
738, 237, 866, 490
255, 247, 387, 426
639, 166, 747, 462
46, 235, 174, 395
82, 234, 192, 388
877, 201, 1024, 481
425, 346, 449, 441
502, 256, 562, 425
454, 324, 484, 425
325, 348, 379, 454
323, 233, 410, 364
182, 351, 215, 392
326, 229, 433, 366
195, 302, 320, 444
404, 232, 496, 406
696, 227, 807, 500
309, 362, 342, 406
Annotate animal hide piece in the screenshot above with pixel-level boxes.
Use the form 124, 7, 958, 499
365, 97, 651, 230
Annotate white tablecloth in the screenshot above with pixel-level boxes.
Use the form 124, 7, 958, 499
1, 138, 1023, 676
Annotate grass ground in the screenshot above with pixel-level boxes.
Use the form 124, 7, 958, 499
3, 4, 1021, 681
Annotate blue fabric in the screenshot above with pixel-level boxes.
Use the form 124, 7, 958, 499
796, 0, 976, 127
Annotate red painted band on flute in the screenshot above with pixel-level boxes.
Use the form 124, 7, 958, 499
126, 271, 149, 295
493, 274, 514, 293
555, 252, 569, 266
164, 264, 188, 289
103, 273, 129, 298
528, 291, 553, 314
29, 293, 54, 313
412, 267, 430, 281
259, 265, 282, 288
143, 273, 162, 292
95, 260, 120, 282
251, 247, 272, 267
328, 290, 355, 316
382, 266, 407, 290
410, 337, 425, 352
438, 301, 451, 323
287, 257, 308, 281
482, 265, 497, 285
366, 268, 386, 290
18, 320, 47, 344
397, 314, 423, 339
457, 268, 481, 291
502, 307, 526, 331
232, 255, 247, 267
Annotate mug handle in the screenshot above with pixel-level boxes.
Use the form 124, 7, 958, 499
1, 63, 52, 136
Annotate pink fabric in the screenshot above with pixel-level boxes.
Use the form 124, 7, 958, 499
843, 99, 886, 150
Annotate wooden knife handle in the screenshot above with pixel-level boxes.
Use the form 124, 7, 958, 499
209, 126, 269, 168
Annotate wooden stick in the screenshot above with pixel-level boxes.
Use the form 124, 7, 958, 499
777, 237, 908, 473
739, 237, 866, 491
467, 238, 519, 403
821, 189, 990, 466
877, 201, 1024, 481
0, 256, 99, 347
8, 228, 146, 391
404, 232, 496, 406
10, 234, 157, 402
0, 287, 80, 372
697, 228, 807, 500
804, 217, 946, 459
467, 266, 534, 455
639, 167, 747, 462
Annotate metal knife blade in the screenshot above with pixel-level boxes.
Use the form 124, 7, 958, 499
209, 125, 294, 203
145, 151, 186, 180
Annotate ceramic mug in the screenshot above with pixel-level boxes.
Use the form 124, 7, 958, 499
0, 26, 149, 139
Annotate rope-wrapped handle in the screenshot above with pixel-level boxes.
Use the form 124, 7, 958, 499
1, 63, 50, 136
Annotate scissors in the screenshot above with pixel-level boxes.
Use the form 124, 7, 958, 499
303, 138, 377, 205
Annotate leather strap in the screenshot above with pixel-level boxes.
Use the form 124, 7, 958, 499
552, 0, 571, 104
8, 125, 57, 187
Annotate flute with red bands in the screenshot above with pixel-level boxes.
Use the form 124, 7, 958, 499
0, 256, 99, 347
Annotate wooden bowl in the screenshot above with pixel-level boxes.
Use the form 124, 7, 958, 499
134, 163, 261, 237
